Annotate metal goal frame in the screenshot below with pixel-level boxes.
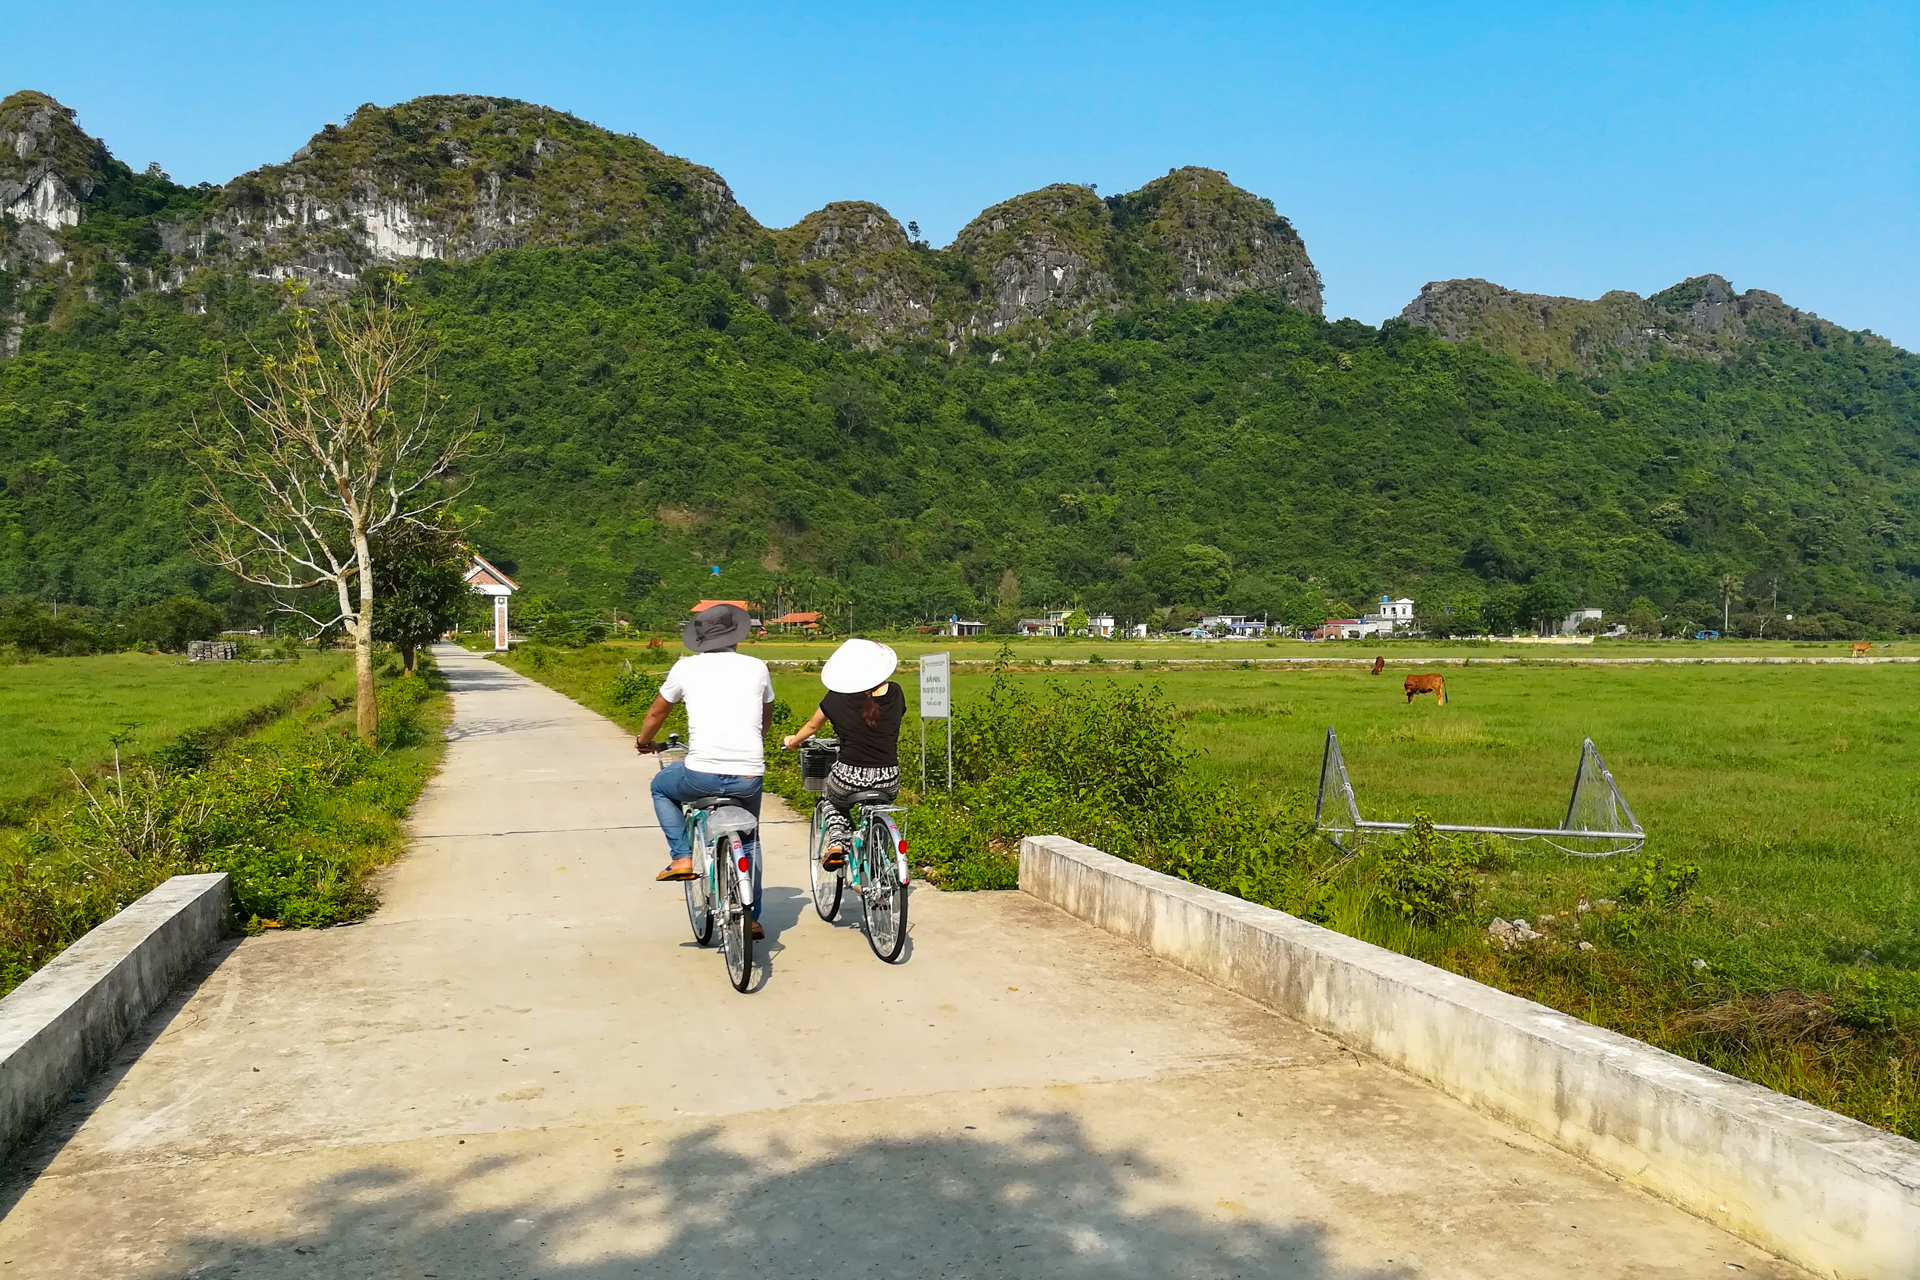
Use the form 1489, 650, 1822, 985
1313, 726, 1644, 857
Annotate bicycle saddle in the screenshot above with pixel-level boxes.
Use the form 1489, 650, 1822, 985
846, 789, 896, 806
684, 796, 747, 811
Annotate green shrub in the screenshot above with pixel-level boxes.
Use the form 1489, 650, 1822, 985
1375, 813, 1481, 925
609, 666, 663, 709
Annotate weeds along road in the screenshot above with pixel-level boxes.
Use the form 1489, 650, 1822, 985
0, 645, 1806, 1279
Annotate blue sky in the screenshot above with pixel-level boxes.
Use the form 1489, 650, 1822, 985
7, 3, 1915, 346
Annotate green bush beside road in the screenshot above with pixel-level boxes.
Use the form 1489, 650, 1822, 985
0, 656, 448, 997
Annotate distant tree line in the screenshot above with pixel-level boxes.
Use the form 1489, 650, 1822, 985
3, 243, 1917, 642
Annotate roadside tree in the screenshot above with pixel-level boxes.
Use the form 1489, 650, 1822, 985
190, 277, 478, 743
371, 522, 476, 674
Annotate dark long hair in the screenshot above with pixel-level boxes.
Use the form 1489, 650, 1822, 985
861, 684, 887, 730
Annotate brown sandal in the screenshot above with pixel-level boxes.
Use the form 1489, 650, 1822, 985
655, 858, 696, 882
821, 844, 847, 872
751, 920, 765, 941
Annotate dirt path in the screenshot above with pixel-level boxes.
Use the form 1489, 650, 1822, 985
0, 645, 1803, 1278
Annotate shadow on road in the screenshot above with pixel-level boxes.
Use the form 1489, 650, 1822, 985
154, 1108, 1410, 1279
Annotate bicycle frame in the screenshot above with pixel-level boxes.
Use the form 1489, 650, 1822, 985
847, 804, 908, 891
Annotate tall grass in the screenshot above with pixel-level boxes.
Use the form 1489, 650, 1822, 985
0, 657, 448, 996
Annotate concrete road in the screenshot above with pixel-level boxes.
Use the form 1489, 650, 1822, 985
0, 645, 1802, 1278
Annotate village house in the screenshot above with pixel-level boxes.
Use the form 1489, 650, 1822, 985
770, 610, 821, 633
1362, 596, 1416, 634
1197, 614, 1266, 637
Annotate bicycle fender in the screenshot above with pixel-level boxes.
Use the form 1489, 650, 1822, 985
876, 813, 909, 885
728, 835, 756, 908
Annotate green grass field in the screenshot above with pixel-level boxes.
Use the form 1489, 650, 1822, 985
957, 663, 1918, 994
0, 652, 351, 814
515, 640, 1915, 997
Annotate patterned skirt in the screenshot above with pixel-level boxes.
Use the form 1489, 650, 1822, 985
821, 762, 901, 844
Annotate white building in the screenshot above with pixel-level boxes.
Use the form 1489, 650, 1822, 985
1197, 614, 1266, 636
1360, 596, 1416, 635
1561, 607, 1604, 635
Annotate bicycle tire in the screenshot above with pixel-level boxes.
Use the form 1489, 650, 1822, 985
683, 829, 714, 945
808, 799, 843, 922
717, 835, 755, 992
859, 821, 909, 963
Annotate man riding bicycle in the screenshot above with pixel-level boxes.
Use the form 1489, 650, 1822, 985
634, 603, 774, 940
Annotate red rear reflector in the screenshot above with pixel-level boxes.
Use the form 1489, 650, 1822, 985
737, 855, 751, 872
897, 839, 908, 853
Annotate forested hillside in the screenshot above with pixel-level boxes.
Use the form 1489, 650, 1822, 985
3, 240, 1917, 637
2, 88, 1917, 639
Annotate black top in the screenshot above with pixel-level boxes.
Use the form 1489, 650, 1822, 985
819, 684, 906, 767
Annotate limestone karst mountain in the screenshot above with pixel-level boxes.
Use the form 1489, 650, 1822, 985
0, 89, 1322, 350
1399, 274, 1884, 377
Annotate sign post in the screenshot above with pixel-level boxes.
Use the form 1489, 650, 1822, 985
919, 652, 952, 790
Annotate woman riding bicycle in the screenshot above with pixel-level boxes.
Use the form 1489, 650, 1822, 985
782, 638, 904, 870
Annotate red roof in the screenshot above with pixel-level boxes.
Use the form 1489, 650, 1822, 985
691, 599, 752, 613
771, 611, 820, 624
464, 555, 519, 591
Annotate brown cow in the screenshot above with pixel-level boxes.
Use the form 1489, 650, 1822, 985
1851, 641, 1874, 657
1404, 673, 1447, 705
1371, 655, 1385, 676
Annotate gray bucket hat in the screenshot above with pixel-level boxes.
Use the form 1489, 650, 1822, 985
682, 603, 753, 653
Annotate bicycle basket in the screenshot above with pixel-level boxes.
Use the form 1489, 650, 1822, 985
799, 739, 840, 793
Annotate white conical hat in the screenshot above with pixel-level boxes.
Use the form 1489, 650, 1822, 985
821, 638, 899, 694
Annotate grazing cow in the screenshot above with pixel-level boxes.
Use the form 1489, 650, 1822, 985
1371, 655, 1386, 676
1851, 641, 1874, 657
1404, 673, 1447, 705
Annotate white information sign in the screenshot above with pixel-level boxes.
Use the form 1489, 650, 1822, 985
919, 652, 951, 719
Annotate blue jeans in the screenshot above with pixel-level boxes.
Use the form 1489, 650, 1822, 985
651, 763, 763, 918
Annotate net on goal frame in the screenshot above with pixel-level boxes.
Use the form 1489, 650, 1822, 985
1314, 727, 1644, 857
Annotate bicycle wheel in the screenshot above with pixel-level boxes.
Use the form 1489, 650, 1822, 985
859, 820, 909, 963
716, 835, 755, 992
808, 799, 843, 922
683, 834, 714, 945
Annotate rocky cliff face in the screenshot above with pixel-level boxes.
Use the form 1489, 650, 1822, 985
1106, 167, 1322, 314
1, 91, 1327, 352
182, 95, 763, 288
756, 201, 943, 346
949, 183, 1118, 337
0, 90, 108, 306
0, 92, 97, 236
1401, 275, 1874, 375
764, 168, 1324, 347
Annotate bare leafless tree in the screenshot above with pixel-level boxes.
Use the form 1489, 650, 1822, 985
190, 277, 477, 743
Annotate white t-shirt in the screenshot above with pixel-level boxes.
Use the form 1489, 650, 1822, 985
659, 651, 776, 777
